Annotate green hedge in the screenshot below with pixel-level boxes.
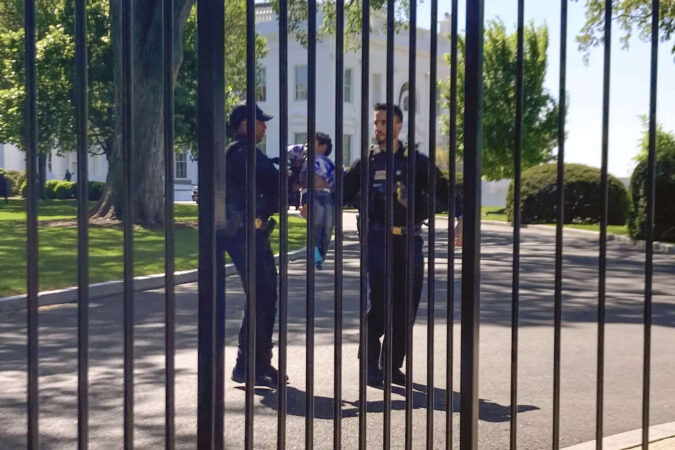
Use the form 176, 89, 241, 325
628, 152, 675, 241
0, 169, 26, 196
45, 179, 61, 199
53, 181, 76, 199
20, 180, 28, 197
20, 178, 105, 201
506, 163, 630, 225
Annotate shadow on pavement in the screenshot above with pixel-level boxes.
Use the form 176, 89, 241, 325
238, 383, 538, 423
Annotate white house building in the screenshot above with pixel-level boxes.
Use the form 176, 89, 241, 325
0, 142, 109, 183
0, 7, 452, 202
254, 5, 452, 163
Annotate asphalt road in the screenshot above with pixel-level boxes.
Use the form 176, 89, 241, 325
1, 218, 674, 449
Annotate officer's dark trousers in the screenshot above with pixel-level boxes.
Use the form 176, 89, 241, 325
367, 226, 424, 369
219, 228, 278, 371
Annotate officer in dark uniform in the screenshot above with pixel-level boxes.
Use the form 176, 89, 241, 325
343, 103, 462, 388
220, 102, 283, 387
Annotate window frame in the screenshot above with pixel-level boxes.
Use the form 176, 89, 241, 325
256, 66, 267, 102
295, 65, 308, 101
372, 73, 382, 104
343, 133, 352, 164
175, 150, 188, 180
344, 68, 353, 103
294, 132, 307, 145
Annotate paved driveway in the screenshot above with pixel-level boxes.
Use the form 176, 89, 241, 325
1, 220, 674, 449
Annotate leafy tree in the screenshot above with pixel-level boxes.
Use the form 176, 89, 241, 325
174, 3, 268, 156
440, 20, 561, 181
634, 116, 675, 163
628, 121, 675, 240
0, 0, 113, 159
89, 0, 267, 226
576, 0, 675, 57
270, 0, 410, 50
0, 0, 265, 226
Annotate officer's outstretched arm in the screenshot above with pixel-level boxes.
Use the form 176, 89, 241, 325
342, 158, 362, 208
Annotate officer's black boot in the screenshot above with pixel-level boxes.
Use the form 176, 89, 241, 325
391, 368, 407, 386
231, 356, 246, 383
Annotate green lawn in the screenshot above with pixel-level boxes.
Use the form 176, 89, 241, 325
0, 199, 306, 297
482, 206, 509, 222
478, 206, 629, 236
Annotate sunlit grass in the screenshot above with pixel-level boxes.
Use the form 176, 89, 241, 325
477, 206, 629, 236
0, 200, 306, 297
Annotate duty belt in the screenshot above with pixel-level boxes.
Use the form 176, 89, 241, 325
371, 222, 422, 236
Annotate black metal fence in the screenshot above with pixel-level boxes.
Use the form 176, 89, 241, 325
16, 0, 662, 448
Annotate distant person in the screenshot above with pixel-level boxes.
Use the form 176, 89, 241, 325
64, 169, 72, 181
0, 172, 8, 204
299, 132, 336, 270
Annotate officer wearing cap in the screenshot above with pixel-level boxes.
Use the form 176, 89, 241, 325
220, 102, 284, 387
343, 102, 463, 388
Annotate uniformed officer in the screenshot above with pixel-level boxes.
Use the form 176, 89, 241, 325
343, 103, 463, 388
220, 102, 283, 387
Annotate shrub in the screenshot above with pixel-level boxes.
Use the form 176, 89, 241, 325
0, 169, 26, 196
54, 181, 76, 199
87, 181, 105, 201
506, 163, 630, 225
20, 180, 28, 198
628, 152, 675, 242
45, 179, 60, 199
14, 171, 27, 196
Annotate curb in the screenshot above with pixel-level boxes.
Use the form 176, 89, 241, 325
0, 246, 310, 314
481, 220, 675, 255
562, 421, 675, 450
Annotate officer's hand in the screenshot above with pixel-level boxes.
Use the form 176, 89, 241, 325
300, 204, 308, 219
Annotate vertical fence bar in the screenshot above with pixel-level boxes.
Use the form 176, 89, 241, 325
427, 0, 438, 445
245, 0, 257, 446
459, 0, 484, 447
596, 1, 612, 448
306, 0, 317, 446
405, 0, 417, 447
384, 0, 396, 445
358, 0, 370, 446
75, 0, 90, 447
121, 0, 135, 447
334, 0, 345, 447
552, 1, 567, 447
196, 0, 223, 445
446, 1, 458, 447
23, 0, 39, 447
162, 0, 176, 447
510, 1, 524, 448
642, 0, 659, 447
277, 0, 289, 447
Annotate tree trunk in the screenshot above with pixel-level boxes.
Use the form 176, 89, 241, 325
93, 0, 194, 227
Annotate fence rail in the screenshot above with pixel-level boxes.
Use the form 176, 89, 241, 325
12, 0, 663, 448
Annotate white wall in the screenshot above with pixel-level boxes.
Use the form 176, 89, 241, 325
255, 7, 450, 165
0, 143, 27, 172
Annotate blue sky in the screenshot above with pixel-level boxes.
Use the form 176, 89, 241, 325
418, 0, 675, 178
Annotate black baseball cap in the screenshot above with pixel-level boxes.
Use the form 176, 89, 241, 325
228, 102, 273, 130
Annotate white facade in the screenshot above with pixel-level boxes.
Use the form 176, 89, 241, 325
0, 143, 198, 201
254, 6, 451, 164
0, 143, 108, 183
